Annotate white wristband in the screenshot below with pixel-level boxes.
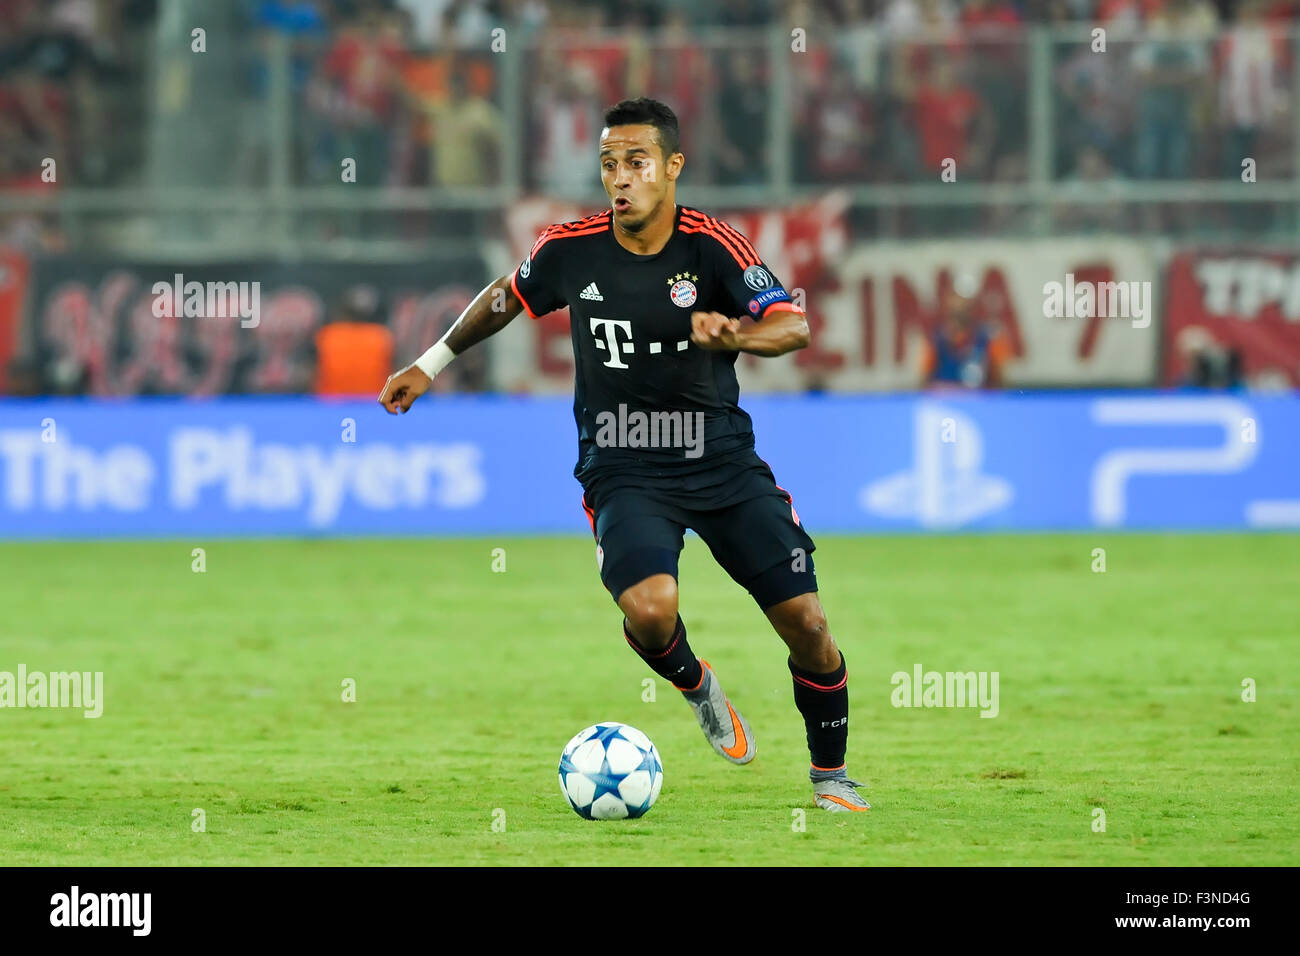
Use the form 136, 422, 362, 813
413, 341, 456, 380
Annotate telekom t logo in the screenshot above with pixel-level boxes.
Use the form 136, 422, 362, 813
590, 317, 634, 369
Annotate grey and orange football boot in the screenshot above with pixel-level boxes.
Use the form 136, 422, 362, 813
813, 773, 871, 812
679, 659, 755, 764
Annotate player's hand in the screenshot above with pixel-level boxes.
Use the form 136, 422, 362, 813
690, 311, 743, 351
377, 365, 432, 415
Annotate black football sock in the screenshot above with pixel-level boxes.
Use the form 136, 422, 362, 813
789, 651, 849, 777
624, 615, 703, 692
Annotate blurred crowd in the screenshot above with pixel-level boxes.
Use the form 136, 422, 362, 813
1, 0, 1299, 239
254, 0, 1300, 243
238, 0, 1298, 194
5, 0, 1291, 397
0, 0, 156, 251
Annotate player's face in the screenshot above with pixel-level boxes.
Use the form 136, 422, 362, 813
599, 125, 682, 232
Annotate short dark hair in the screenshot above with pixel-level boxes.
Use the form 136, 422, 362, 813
603, 97, 680, 160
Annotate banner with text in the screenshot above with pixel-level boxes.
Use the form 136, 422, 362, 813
2, 393, 1295, 537
20, 255, 489, 396
492, 220, 1162, 392
1162, 249, 1300, 388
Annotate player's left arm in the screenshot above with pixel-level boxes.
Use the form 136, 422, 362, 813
690, 307, 809, 356
692, 231, 810, 357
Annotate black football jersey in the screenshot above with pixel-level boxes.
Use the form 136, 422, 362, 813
510, 204, 803, 490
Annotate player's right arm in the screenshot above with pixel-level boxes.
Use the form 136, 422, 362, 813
378, 274, 522, 414
380, 224, 568, 414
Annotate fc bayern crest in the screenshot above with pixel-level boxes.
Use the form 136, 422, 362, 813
669, 279, 698, 308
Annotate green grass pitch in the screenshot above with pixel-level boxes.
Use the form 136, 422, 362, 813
1, 533, 1296, 866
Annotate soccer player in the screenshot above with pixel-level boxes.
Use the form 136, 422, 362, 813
379, 97, 867, 812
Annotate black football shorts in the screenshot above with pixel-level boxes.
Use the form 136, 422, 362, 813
580, 456, 818, 610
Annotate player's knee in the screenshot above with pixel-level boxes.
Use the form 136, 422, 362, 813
769, 597, 826, 642
619, 575, 679, 648
772, 599, 837, 666
789, 606, 829, 648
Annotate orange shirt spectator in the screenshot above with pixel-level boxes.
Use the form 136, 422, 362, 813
314, 321, 394, 397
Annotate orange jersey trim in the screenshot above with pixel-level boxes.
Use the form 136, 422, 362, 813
759, 301, 805, 319
515, 214, 612, 319
529, 211, 611, 250
528, 222, 610, 259
679, 220, 752, 269
680, 208, 759, 259
705, 214, 761, 263
509, 269, 541, 320
680, 210, 761, 269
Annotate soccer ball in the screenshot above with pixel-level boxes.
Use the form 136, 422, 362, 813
558, 722, 663, 820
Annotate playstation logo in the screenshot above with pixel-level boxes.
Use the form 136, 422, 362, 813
860, 403, 1012, 528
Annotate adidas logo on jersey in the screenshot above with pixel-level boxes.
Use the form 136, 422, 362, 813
579, 282, 604, 301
